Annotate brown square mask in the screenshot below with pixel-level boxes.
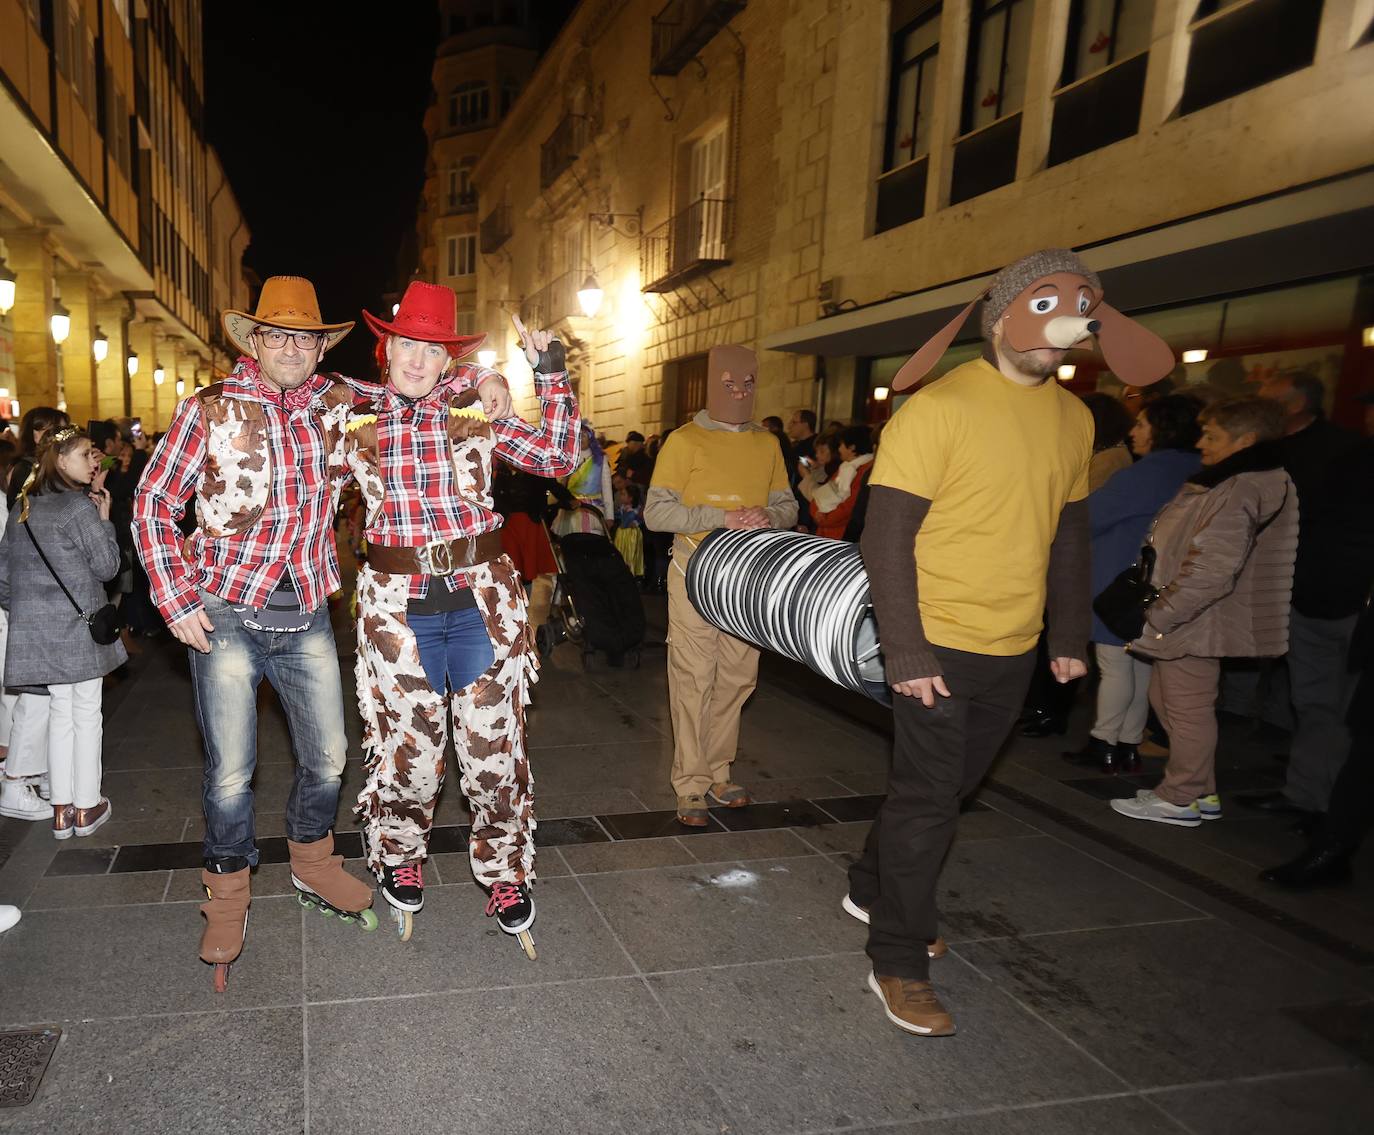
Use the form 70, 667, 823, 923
707, 344, 758, 425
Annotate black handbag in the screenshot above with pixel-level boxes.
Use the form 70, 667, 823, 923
1093, 544, 1159, 642
24, 522, 125, 646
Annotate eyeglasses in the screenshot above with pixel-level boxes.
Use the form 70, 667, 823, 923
253, 328, 323, 350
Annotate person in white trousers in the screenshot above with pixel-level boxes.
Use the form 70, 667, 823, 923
0, 426, 126, 838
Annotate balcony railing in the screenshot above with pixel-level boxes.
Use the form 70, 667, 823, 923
640, 197, 733, 293
651, 0, 747, 75
539, 113, 590, 189
480, 205, 512, 254
519, 270, 582, 328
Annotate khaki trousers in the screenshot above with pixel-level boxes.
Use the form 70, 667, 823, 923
1150, 655, 1221, 806
666, 555, 759, 797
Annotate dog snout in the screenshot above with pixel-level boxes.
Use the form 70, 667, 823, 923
1044, 315, 1097, 349
1086, 319, 1101, 334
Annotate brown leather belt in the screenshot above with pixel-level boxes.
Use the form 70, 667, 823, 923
366, 531, 503, 576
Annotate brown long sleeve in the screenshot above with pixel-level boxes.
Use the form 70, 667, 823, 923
859, 485, 939, 683
1045, 497, 1091, 661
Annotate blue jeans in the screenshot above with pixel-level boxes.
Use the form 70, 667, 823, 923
191, 591, 349, 865
408, 606, 496, 693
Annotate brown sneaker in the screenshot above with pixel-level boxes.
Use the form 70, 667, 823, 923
73, 798, 112, 837
867, 972, 956, 1036
676, 794, 710, 827
707, 782, 751, 808
52, 804, 77, 840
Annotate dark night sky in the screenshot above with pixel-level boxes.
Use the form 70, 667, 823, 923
204, 2, 441, 378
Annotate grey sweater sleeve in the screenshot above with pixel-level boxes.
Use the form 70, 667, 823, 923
764, 488, 798, 530
643, 485, 727, 535
1045, 497, 1091, 661
859, 485, 939, 683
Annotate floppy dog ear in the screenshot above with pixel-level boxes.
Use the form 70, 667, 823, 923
1094, 303, 1174, 388
892, 298, 981, 392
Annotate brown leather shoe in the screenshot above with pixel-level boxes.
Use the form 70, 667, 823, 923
676, 794, 710, 827
52, 804, 77, 840
867, 972, 956, 1036
73, 798, 112, 837
707, 782, 751, 808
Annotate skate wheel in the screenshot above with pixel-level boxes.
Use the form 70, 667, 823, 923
213, 963, 230, 993
392, 907, 413, 942
517, 930, 537, 960
356, 907, 379, 932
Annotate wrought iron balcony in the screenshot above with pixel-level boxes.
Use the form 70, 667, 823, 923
539, 113, 590, 189
651, 0, 747, 75
640, 197, 733, 293
519, 270, 582, 328
480, 205, 513, 254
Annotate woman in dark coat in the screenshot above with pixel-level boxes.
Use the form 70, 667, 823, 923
0, 426, 125, 839
1063, 395, 1201, 772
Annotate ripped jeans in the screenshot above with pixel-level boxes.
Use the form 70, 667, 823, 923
190, 590, 350, 865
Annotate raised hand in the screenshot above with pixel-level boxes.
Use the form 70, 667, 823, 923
511, 312, 552, 367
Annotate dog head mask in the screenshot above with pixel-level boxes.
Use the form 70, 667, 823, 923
891, 248, 1174, 392
706, 344, 759, 425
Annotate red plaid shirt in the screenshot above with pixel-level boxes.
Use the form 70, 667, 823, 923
133, 360, 350, 624
362, 363, 579, 597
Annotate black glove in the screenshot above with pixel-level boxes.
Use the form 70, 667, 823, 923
535, 340, 566, 375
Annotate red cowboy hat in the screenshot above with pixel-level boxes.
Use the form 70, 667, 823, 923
362, 280, 485, 359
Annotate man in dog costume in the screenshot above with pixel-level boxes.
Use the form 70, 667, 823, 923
347, 281, 578, 954
134, 276, 400, 989
644, 345, 798, 828
850, 249, 1172, 1035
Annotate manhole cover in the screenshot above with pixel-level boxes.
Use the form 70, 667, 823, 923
0, 1028, 61, 1107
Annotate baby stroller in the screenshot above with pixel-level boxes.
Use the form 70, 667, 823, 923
544, 504, 645, 669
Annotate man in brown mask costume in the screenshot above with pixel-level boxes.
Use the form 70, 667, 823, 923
849, 249, 1172, 1036
644, 345, 798, 826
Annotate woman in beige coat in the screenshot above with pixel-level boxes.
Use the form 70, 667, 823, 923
1111, 397, 1298, 828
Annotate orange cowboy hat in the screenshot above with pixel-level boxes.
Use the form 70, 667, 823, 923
362, 280, 486, 359
223, 276, 355, 356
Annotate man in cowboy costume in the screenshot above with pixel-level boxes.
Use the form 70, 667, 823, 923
132, 276, 516, 987
347, 281, 577, 953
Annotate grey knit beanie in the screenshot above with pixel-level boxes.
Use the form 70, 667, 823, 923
980, 248, 1101, 337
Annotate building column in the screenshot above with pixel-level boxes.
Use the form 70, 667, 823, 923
127, 320, 160, 431
96, 296, 135, 418
6, 230, 58, 417
57, 270, 98, 426
1139, 0, 1193, 130
1016, 0, 1073, 180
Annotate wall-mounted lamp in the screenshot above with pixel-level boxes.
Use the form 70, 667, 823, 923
50, 298, 71, 344
1362, 326, 1374, 348
1182, 349, 1208, 364
175, 378, 186, 396
1057, 364, 1076, 381
872, 386, 890, 402
577, 273, 604, 318
0, 257, 16, 315
127, 351, 139, 377
153, 363, 165, 385
92, 327, 109, 363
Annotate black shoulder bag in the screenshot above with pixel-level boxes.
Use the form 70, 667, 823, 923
23, 522, 124, 646
1092, 544, 1159, 642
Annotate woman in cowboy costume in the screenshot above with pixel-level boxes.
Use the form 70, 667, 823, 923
347, 281, 578, 952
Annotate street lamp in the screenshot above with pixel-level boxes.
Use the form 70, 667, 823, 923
153, 363, 165, 385
0, 257, 15, 316
577, 272, 603, 318
93, 327, 109, 363
50, 298, 71, 344
477, 349, 498, 369
127, 351, 139, 377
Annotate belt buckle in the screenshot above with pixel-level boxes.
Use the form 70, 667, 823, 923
418, 538, 454, 578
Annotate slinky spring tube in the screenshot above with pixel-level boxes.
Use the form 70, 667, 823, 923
685, 527, 892, 706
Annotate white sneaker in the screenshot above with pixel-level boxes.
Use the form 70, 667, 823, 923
1110, 790, 1202, 827
35, 774, 50, 802
1196, 794, 1222, 821
0, 905, 19, 933
0, 778, 50, 821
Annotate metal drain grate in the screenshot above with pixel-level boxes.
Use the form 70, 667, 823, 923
0, 1028, 61, 1107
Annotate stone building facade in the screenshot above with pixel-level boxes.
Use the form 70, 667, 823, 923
0, 0, 246, 431
474, 0, 1374, 435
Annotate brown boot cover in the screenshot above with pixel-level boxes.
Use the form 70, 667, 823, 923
287, 833, 373, 914
200, 867, 251, 965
